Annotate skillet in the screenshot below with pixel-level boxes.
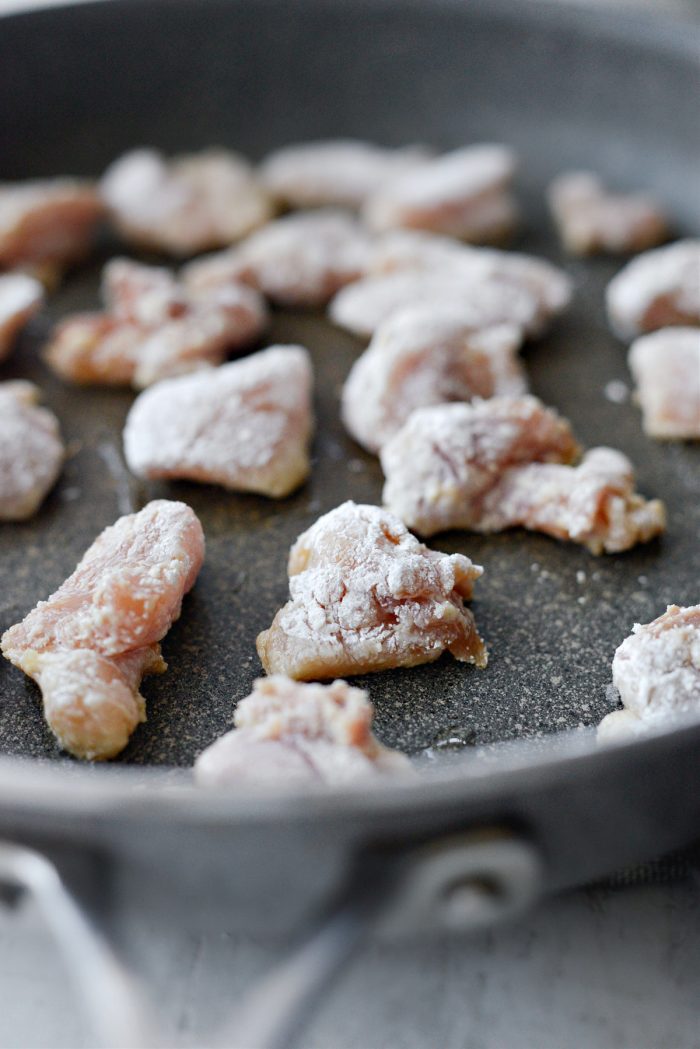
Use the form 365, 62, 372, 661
0, 1, 699, 1045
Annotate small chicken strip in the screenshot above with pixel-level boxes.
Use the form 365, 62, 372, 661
329, 269, 540, 341
381, 397, 665, 553
0, 382, 64, 521
367, 230, 572, 337
628, 328, 700, 439
0, 179, 104, 284
44, 257, 267, 389
124, 345, 313, 498
342, 305, 526, 454
598, 605, 700, 741
101, 147, 273, 255
0, 273, 44, 361
1, 500, 205, 760
259, 139, 431, 210
183, 209, 372, 307
548, 171, 669, 256
362, 145, 518, 244
257, 501, 486, 681
195, 676, 411, 787
606, 239, 700, 340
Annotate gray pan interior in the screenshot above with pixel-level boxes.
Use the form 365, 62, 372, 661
0, 0, 698, 776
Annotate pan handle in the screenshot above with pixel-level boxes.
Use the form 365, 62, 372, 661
218, 829, 543, 1049
0, 840, 158, 1049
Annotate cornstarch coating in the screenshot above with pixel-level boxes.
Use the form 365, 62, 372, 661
100, 147, 273, 255
547, 171, 669, 256
0, 381, 64, 521
0, 178, 104, 285
381, 396, 666, 553
1, 500, 205, 761
362, 144, 518, 244
256, 501, 486, 681
44, 257, 267, 389
0, 272, 43, 361
606, 239, 700, 340
367, 230, 572, 337
628, 328, 700, 440
329, 269, 539, 341
124, 345, 314, 498
341, 304, 526, 454
194, 676, 412, 787
259, 139, 431, 210
598, 605, 700, 741
183, 209, 372, 308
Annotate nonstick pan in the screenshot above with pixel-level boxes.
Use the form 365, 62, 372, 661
0, 1, 699, 1045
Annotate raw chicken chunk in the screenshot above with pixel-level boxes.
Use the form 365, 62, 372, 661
548, 171, 669, 256
101, 148, 273, 255
259, 139, 431, 210
194, 676, 411, 787
0, 273, 44, 361
606, 239, 700, 340
598, 605, 700, 741
183, 209, 372, 307
1, 500, 205, 760
0, 381, 64, 521
124, 345, 314, 497
381, 397, 666, 553
362, 145, 518, 244
0, 179, 104, 284
329, 269, 540, 341
341, 305, 526, 453
628, 328, 700, 439
44, 258, 267, 388
256, 501, 486, 681
367, 230, 572, 336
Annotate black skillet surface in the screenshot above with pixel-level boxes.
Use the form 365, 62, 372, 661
0, 0, 698, 773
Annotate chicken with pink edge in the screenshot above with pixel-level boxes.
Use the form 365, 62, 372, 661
606, 239, 700, 340
183, 209, 372, 308
100, 148, 273, 255
381, 397, 665, 554
547, 171, 669, 256
256, 501, 486, 681
341, 304, 526, 454
124, 345, 314, 498
0, 273, 44, 361
598, 605, 700, 741
195, 676, 411, 787
628, 328, 700, 439
44, 257, 267, 389
0, 382, 64, 521
1, 500, 205, 760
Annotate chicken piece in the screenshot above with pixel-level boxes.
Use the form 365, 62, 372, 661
256, 501, 486, 681
44, 258, 267, 388
362, 145, 518, 244
0, 381, 64, 521
598, 605, 700, 742
329, 269, 540, 341
194, 676, 412, 787
259, 139, 431, 210
606, 239, 700, 340
0, 179, 104, 283
547, 171, 669, 257
124, 345, 314, 497
366, 229, 572, 337
341, 305, 526, 454
183, 209, 372, 308
100, 148, 273, 255
0, 273, 44, 361
381, 398, 665, 553
628, 328, 700, 439
1, 500, 205, 760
